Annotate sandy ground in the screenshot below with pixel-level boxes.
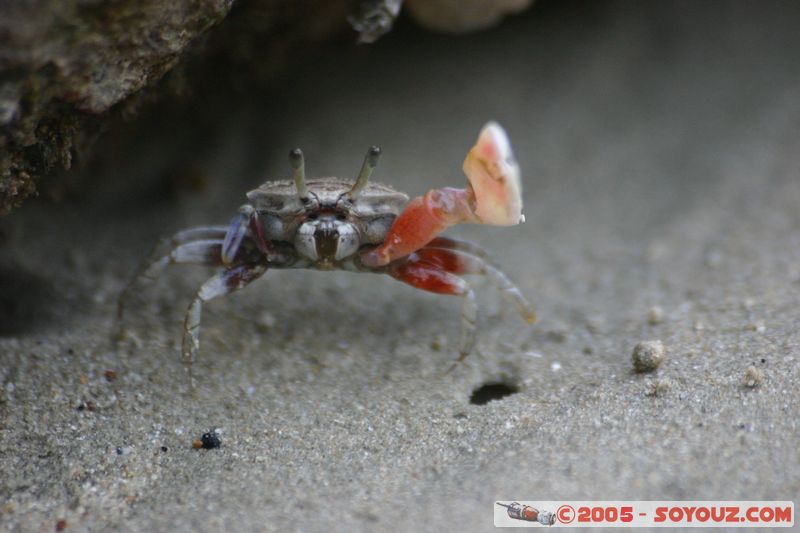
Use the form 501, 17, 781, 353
1, 1, 799, 531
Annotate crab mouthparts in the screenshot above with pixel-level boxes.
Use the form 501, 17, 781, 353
314, 222, 339, 260
295, 216, 361, 266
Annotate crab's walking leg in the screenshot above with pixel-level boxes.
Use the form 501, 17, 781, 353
416, 246, 536, 324
426, 236, 490, 260
118, 226, 229, 313
117, 240, 224, 318
387, 257, 478, 369
148, 227, 230, 262
361, 122, 524, 268
137, 240, 224, 281
183, 264, 266, 391
114, 239, 228, 347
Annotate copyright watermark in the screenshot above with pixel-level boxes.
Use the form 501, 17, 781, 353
494, 501, 794, 527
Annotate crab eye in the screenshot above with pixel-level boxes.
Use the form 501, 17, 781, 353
336, 213, 347, 221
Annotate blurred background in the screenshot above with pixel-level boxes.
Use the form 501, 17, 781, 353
1, 1, 799, 531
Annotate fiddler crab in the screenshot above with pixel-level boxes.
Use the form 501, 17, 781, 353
118, 122, 535, 388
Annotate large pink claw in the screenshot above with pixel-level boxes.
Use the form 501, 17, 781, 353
361, 122, 524, 268
463, 121, 524, 226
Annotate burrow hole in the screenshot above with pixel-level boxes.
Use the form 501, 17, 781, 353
469, 381, 519, 405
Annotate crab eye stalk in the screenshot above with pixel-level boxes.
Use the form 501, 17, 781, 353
347, 145, 381, 199
289, 148, 309, 200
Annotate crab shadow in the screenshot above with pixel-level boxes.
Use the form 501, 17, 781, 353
230, 274, 458, 354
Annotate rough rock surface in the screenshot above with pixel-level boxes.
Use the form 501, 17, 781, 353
0, 0, 354, 215
0, 0, 235, 213
0, 0, 535, 215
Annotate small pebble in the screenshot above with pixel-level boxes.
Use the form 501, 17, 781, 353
632, 340, 665, 373
104, 370, 118, 382
647, 306, 664, 325
195, 430, 221, 449
742, 366, 764, 388
55, 519, 67, 532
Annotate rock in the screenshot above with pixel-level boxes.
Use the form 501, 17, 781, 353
0, 0, 351, 215
0, 1, 234, 213
632, 340, 665, 373
0, 0, 534, 215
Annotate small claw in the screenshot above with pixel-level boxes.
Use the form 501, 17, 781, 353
463, 121, 524, 226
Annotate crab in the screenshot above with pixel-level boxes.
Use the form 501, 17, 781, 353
119, 122, 535, 388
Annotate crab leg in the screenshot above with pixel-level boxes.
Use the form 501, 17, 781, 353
387, 256, 478, 368
120, 226, 229, 299
426, 236, 491, 261
361, 122, 524, 267
142, 240, 224, 276
114, 239, 227, 346
150, 226, 230, 260
183, 264, 267, 390
415, 246, 536, 324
